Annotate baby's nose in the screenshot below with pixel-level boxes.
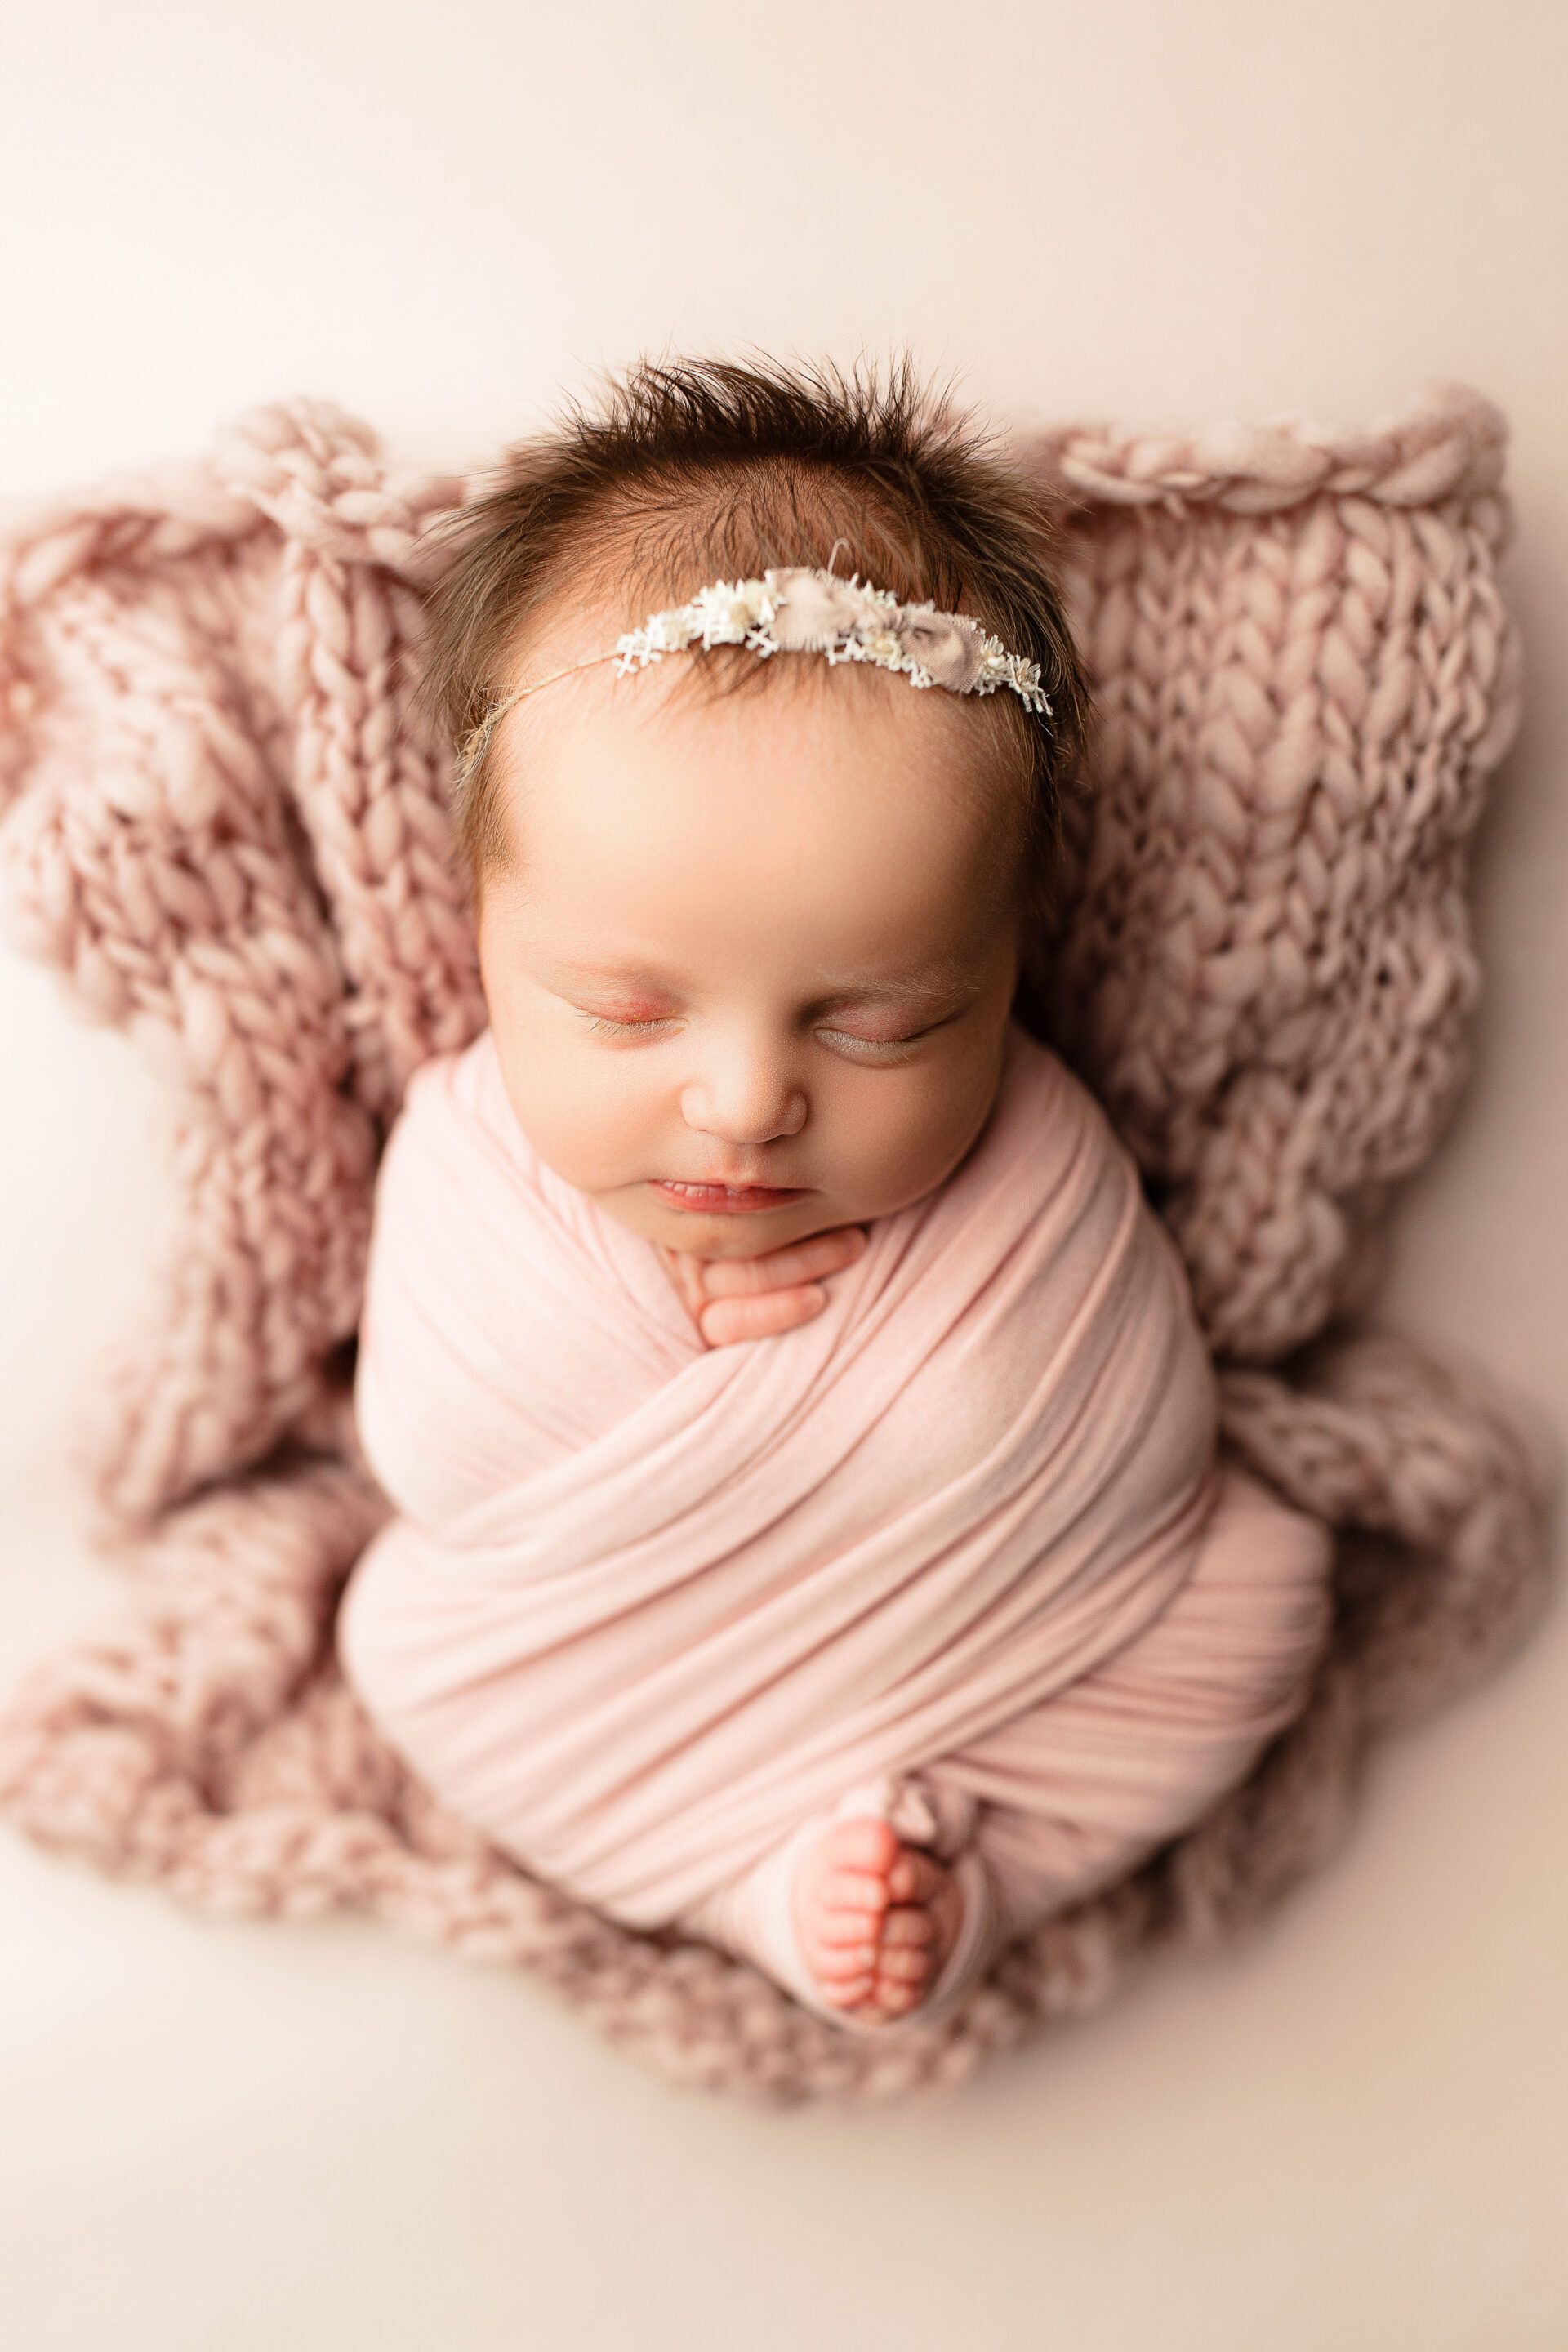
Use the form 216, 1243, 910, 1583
682, 1059, 807, 1143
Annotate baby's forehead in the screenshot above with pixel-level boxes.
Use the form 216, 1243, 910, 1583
514, 671, 1005, 871
505, 797, 1005, 1013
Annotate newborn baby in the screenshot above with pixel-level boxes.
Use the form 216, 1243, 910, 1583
337, 356, 1334, 2035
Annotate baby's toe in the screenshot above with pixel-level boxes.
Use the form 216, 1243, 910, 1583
876, 1910, 934, 1989
808, 1939, 879, 1982
872, 1979, 923, 2015
815, 1906, 884, 1948
823, 1867, 892, 1916
887, 1846, 947, 1904
820, 1973, 877, 2009
821, 1818, 901, 1877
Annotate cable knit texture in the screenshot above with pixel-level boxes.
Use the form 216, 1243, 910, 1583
0, 383, 1556, 2106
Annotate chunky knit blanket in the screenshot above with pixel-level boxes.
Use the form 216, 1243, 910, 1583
0, 384, 1553, 2107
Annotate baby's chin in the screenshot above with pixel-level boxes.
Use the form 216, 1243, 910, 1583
576, 1177, 861, 1259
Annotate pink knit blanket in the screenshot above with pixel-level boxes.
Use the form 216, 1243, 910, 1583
338, 1009, 1334, 2025
0, 385, 1552, 2099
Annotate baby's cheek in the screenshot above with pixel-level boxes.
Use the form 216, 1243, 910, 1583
496, 1045, 640, 1193
844, 1073, 1001, 1217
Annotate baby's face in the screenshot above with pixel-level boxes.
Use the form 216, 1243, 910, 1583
474, 642, 1023, 1262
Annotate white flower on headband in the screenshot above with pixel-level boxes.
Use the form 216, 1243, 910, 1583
895, 603, 987, 693
619, 576, 782, 670
767, 569, 869, 652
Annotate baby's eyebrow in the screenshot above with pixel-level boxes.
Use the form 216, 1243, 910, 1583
542, 952, 975, 1003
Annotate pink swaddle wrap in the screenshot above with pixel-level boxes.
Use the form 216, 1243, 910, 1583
338, 1015, 1334, 2034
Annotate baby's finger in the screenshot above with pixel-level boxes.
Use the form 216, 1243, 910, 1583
698, 1226, 867, 1300
698, 1284, 827, 1348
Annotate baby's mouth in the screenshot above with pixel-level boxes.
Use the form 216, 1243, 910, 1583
649, 1179, 807, 1214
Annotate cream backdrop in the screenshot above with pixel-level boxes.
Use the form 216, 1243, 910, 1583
2, 4, 1564, 2347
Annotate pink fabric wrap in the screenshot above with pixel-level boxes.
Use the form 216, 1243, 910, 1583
338, 1013, 1335, 2033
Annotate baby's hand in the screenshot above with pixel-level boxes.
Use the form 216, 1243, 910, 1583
656, 1224, 869, 1348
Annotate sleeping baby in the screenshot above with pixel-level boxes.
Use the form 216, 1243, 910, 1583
336, 354, 1335, 2036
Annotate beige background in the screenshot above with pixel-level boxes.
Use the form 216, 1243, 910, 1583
2, 3, 1565, 2345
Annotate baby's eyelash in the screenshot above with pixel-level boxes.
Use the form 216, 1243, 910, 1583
575, 1009, 938, 1055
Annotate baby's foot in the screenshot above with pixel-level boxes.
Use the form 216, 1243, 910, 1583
790, 1816, 965, 2024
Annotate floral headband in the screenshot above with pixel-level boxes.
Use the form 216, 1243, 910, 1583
451, 565, 1053, 791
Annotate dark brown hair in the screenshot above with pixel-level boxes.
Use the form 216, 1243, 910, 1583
412, 351, 1095, 946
